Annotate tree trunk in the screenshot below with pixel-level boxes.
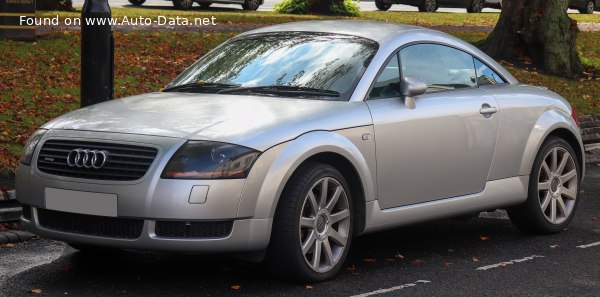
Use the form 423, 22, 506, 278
36, 0, 73, 11
479, 0, 583, 76
309, 0, 343, 14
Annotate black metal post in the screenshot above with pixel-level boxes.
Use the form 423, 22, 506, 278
81, 0, 114, 108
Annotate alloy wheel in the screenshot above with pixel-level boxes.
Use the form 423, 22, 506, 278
424, 0, 437, 12
471, 0, 484, 12
587, 1, 595, 14
299, 177, 351, 273
537, 147, 578, 225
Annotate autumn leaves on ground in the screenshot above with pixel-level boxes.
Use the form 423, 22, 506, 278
1, 10, 599, 176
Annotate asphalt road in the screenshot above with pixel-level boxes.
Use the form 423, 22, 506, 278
1, 166, 599, 296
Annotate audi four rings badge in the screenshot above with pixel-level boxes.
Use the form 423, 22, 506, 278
66, 149, 109, 169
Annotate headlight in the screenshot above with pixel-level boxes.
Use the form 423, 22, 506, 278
161, 141, 260, 179
20, 129, 47, 165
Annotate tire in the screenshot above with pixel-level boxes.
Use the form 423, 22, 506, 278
242, 0, 260, 10
266, 162, 354, 282
173, 0, 194, 10
579, 1, 595, 13
418, 0, 438, 12
375, 0, 392, 11
507, 136, 581, 234
128, 0, 146, 6
467, 0, 484, 13
199, 2, 212, 8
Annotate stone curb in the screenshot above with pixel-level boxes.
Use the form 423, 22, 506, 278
0, 230, 34, 245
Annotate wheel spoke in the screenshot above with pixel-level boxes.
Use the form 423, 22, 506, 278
329, 229, 347, 247
300, 216, 315, 228
557, 153, 569, 174
538, 181, 550, 191
319, 178, 328, 209
323, 239, 334, 267
561, 169, 577, 183
541, 161, 551, 177
562, 187, 577, 200
556, 197, 568, 217
550, 199, 557, 223
326, 186, 342, 212
551, 148, 558, 172
302, 231, 317, 255
540, 192, 551, 212
312, 240, 322, 270
308, 191, 318, 213
330, 209, 350, 224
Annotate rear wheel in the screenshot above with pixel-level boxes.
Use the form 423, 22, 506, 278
266, 163, 353, 282
508, 137, 580, 234
578, 0, 595, 13
375, 0, 392, 11
127, 0, 146, 6
467, 0, 484, 13
242, 0, 260, 10
173, 0, 194, 10
418, 0, 438, 12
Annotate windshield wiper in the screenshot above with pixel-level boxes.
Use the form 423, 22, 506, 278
162, 82, 241, 93
217, 85, 340, 98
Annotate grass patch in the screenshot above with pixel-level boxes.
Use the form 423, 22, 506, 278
1, 29, 599, 173
37, 7, 600, 26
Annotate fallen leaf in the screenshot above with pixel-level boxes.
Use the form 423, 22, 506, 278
1, 243, 15, 248
499, 263, 507, 268
230, 285, 241, 290
305, 285, 313, 289
472, 256, 479, 262
591, 216, 598, 221
30, 289, 43, 294
412, 259, 424, 264
63, 264, 73, 271
550, 244, 560, 248
442, 262, 450, 268
448, 249, 455, 252
347, 264, 358, 275
480, 235, 490, 241
395, 251, 405, 259
363, 258, 376, 264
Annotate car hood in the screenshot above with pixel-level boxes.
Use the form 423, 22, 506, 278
43, 92, 372, 151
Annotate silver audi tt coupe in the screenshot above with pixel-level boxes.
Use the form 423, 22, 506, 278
17, 20, 584, 281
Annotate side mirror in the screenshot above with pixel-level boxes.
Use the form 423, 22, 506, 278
401, 76, 427, 109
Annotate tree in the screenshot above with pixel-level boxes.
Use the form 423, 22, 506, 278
479, 0, 583, 76
36, 0, 73, 11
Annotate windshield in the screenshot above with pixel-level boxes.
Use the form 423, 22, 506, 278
166, 32, 379, 101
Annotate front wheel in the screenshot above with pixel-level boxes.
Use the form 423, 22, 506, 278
242, 0, 260, 10
467, 0, 484, 13
128, 0, 146, 6
173, 0, 194, 10
375, 0, 392, 11
418, 0, 438, 12
266, 163, 353, 282
579, 1, 595, 13
508, 137, 581, 234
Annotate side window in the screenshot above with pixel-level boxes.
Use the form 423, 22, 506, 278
400, 44, 476, 93
474, 59, 506, 86
369, 54, 401, 99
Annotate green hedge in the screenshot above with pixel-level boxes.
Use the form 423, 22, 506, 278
274, 0, 360, 16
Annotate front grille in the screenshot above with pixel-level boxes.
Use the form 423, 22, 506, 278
36, 139, 158, 181
155, 221, 233, 238
38, 209, 144, 239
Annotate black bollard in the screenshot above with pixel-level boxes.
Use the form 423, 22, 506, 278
81, 0, 114, 108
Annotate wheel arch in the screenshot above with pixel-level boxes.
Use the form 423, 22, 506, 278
238, 130, 375, 236
519, 110, 585, 178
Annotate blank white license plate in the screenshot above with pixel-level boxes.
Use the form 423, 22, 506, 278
45, 188, 118, 217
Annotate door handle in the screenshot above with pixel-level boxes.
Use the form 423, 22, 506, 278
480, 104, 498, 115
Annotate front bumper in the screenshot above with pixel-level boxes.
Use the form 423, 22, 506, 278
16, 130, 274, 252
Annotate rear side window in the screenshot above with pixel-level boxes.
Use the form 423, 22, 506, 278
400, 44, 477, 93
474, 59, 506, 85
369, 54, 401, 99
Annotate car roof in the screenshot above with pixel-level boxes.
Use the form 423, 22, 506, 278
238, 20, 423, 43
